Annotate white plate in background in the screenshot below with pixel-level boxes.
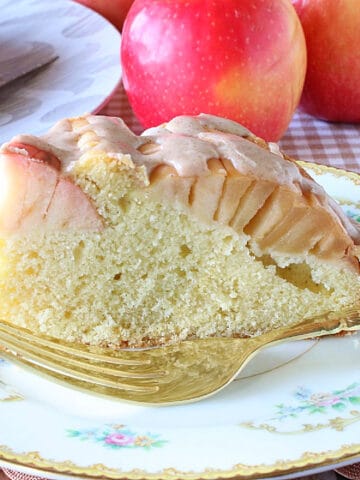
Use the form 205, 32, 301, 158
0, 0, 121, 143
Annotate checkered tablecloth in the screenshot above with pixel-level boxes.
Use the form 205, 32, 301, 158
1, 83, 360, 480
279, 111, 360, 174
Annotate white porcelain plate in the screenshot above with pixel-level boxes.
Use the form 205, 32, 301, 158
0, 163, 359, 480
0, 0, 121, 143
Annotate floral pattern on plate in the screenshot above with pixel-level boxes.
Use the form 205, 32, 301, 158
67, 424, 167, 450
0, 359, 24, 401
240, 382, 360, 435
0, 379, 23, 402
276, 383, 360, 416
347, 210, 360, 223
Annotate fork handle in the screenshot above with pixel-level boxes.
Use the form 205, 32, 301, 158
256, 305, 360, 347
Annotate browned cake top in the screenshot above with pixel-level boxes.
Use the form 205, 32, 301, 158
2, 113, 359, 247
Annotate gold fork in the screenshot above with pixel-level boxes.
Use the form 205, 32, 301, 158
0, 306, 359, 405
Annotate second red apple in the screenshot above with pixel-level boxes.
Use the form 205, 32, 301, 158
292, 0, 360, 122
74, 0, 134, 30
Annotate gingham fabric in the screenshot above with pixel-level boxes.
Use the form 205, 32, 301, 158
279, 111, 360, 173
1, 84, 359, 480
1, 471, 47, 480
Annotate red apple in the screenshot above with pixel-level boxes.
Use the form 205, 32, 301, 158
121, 0, 306, 141
74, 0, 134, 31
292, 0, 360, 122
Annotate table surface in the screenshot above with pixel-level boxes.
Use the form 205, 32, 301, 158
1, 83, 359, 480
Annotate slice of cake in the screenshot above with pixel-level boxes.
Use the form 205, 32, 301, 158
0, 114, 359, 347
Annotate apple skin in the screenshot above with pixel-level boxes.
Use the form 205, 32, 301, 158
292, 0, 360, 122
121, 0, 306, 141
74, 0, 134, 30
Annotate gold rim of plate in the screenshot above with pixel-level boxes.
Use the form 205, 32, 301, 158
299, 161, 360, 209
298, 160, 360, 185
0, 445, 360, 480
0, 162, 360, 480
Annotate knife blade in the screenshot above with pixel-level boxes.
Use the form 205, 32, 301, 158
0, 40, 58, 89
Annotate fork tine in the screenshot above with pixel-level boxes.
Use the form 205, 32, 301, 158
0, 335, 160, 393
0, 328, 166, 380
0, 319, 150, 366
0, 348, 164, 402
1, 306, 359, 405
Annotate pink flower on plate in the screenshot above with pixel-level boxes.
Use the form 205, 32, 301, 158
309, 393, 341, 407
105, 432, 135, 446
